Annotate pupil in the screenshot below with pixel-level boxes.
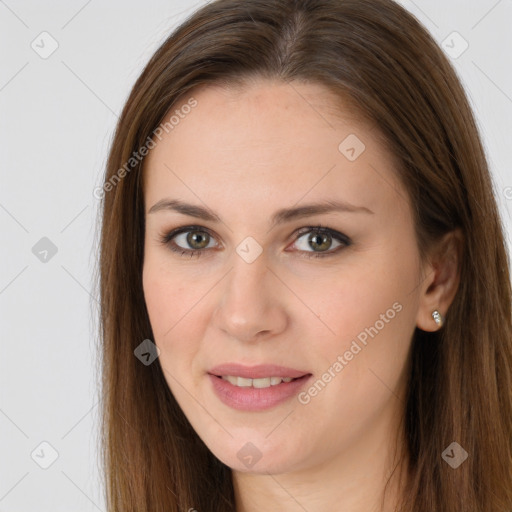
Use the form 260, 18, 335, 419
189, 231, 209, 249
311, 233, 330, 251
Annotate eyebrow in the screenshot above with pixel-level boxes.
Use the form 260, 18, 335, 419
148, 198, 374, 227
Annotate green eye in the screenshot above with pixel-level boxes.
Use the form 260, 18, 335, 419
291, 226, 351, 258
159, 225, 351, 259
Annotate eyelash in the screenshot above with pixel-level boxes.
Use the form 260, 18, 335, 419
157, 224, 352, 259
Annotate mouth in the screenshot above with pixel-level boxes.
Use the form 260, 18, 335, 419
211, 374, 309, 389
207, 363, 313, 411
208, 362, 310, 380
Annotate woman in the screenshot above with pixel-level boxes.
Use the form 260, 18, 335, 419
95, 0, 512, 510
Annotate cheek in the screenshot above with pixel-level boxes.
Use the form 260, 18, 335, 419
314, 249, 417, 345
142, 244, 202, 336
142, 259, 200, 366
143, 265, 176, 338
307, 242, 419, 398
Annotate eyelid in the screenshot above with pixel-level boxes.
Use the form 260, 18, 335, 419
169, 225, 221, 242
292, 225, 351, 246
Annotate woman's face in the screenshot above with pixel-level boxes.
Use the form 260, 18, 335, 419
142, 79, 427, 474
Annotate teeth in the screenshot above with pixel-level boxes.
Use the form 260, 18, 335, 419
221, 376, 295, 388
237, 377, 252, 387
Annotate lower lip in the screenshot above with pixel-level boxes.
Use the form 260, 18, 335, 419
208, 374, 312, 411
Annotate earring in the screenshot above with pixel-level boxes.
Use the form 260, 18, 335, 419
432, 310, 444, 327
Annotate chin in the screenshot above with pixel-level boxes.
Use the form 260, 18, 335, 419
206, 436, 305, 475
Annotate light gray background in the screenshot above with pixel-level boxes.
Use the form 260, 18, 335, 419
1, 1, 511, 510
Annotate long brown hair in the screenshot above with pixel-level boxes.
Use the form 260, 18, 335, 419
94, 0, 512, 510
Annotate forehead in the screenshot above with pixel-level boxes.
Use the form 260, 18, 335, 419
142, 79, 409, 221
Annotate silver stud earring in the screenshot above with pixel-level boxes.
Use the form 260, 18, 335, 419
432, 310, 444, 327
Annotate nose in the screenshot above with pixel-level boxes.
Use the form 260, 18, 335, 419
212, 250, 288, 343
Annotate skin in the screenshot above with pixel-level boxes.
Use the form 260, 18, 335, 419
142, 78, 461, 512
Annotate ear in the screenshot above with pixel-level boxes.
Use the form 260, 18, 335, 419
416, 229, 463, 332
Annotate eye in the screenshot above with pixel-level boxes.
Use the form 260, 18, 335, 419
158, 225, 218, 258
288, 226, 351, 258
158, 224, 351, 259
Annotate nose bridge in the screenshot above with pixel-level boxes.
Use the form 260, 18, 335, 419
213, 244, 286, 340
225, 246, 271, 313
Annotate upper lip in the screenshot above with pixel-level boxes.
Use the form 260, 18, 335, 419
208, 363, 311, 379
